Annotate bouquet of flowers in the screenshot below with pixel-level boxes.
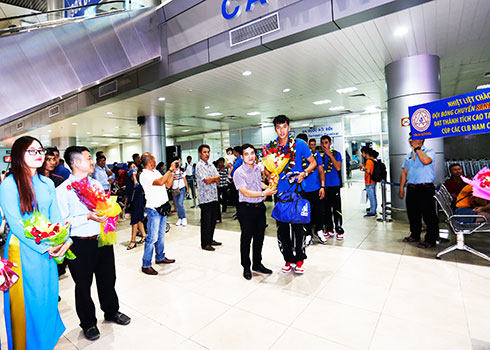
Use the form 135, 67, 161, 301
262, 137, 296, 189
0, 258, 19, 292
23, 211, 75, 264
70, 178, 121, 247
462, 167, 490, 201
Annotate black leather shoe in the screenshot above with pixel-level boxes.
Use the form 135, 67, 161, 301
105, 312, 131, 325
243, 268, 252, 280
252, 264, 272, 274
211, 240, 222, 246
202, 245, 215, 251
83, 326, 100, 341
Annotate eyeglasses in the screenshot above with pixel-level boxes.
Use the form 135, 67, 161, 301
26, 148, 47, 156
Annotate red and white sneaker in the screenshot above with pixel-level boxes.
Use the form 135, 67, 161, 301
282, 262, 292, 273
324, 230, 335, 239
294, 261, 305, 274
336, 233, 344, 240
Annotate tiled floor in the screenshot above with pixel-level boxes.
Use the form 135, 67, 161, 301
1, 183, 490, 349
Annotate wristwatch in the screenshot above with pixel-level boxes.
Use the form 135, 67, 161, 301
303, 171, 308, 177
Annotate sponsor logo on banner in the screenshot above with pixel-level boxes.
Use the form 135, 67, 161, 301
411, 108, 431, 132
401, 117, 410, 127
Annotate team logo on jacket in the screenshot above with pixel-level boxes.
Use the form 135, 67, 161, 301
411, 108, 431, 132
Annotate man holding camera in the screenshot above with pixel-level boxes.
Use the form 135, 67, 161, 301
139, 153, 177, 275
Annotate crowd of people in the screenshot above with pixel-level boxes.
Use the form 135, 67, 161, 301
1, 114, 467, 349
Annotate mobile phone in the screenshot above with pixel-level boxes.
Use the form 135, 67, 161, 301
174, 162, 179, 169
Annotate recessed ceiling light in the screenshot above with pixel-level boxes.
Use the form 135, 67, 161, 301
207, 112, 223, 116
91, 142, 99, 145
394, 26, 409, 37
158, 97, 166, 101
336, 87, 358, 94
204, 106, 211, 109
114, 126, 119, 129
242, 70, 252, 76
48, 130, 52, 133
87, 131, 91, 135
477, 84, 490, 89
72, 122, 78, 125
283, 88, 291, 93
301, 123, 310, 127
106, 112, 113, 115
101, 134, 113, 137
329, 106, 345, 111
313, 99, 331, 105
247, 111, 261, 116
182, 129, 191, 132
130, 133, 139, 136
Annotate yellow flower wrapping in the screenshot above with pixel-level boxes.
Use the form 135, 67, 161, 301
96, 196, 121, 247
262, 155, 289, 190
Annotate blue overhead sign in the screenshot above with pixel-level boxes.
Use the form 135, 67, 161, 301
65, 0, 101, 18
409, 88, 490, 140
221, 0, 268, 20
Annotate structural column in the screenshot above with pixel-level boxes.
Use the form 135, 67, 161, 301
51, 136, 76, 152
140, 115, 166, 165
385, 54, 445, 216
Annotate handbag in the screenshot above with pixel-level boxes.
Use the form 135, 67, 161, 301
155, 201, 172, 217
272, 183, 311, 224
171, 188, 181, 197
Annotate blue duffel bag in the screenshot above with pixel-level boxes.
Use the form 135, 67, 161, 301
272, 183, 311, 224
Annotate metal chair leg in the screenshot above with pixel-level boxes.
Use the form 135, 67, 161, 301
436, 244, 458, 259
463, 245, 490, 261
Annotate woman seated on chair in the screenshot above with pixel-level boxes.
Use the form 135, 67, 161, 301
455, 185, 490, 223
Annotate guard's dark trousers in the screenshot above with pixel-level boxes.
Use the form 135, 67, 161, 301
406, 184, 439, 244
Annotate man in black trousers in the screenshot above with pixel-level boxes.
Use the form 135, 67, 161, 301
233, 144, 276, 279
195, 144, 222, 251
56, 146, 130, 341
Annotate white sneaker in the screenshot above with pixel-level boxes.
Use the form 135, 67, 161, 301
316, 230, 327, 244
324, 230, 335, 239
176, 219, 182, 226
182, 218, 187, 226
282, 262, 292, 273
305, 235, 313, 246
294, 261, 305, 274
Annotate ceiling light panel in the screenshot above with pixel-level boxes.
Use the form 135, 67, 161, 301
313, 99, 331, 105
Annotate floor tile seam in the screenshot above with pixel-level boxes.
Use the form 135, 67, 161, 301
142, 311, 201, 339
367, 245, 403, 349
186, 304, 236, 340
63, 335, 81, 350
314, 291, 385, 314
455, 264, 474, 341
232, 302, 304, 327
288, 324, 358, 349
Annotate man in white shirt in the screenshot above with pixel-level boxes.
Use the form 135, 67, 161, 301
183, 155, 196, 205
56, 146, 130, 341
139, 153, 177, 275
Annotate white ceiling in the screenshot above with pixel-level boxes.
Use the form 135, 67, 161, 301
18, 0, 490, 146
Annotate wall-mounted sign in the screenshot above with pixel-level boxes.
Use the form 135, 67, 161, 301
401, 117, 410, 127
409, 88, 490, 140
3, 156, 11, 163
221, 0, 268, 20
291, 123, 343, 140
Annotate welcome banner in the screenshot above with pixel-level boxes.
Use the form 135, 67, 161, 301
409, 88, 490, 140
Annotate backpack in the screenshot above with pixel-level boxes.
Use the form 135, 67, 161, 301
371, 159, 387, 182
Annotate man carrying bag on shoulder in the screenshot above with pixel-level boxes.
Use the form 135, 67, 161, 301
264, 115, 316, 274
